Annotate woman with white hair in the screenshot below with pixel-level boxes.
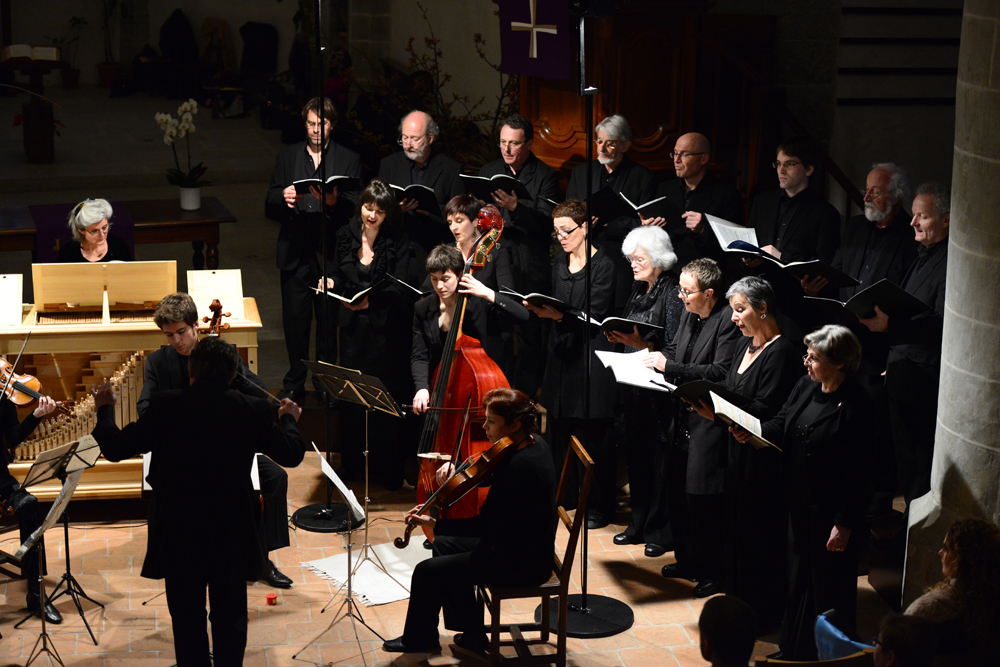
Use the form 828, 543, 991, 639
608, 225, 684, 557
58, 198, 132, 263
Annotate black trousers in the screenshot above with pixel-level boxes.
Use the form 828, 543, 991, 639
547, 416, 615, 516
2, 487, 46, 601
667, 448, 725, 582
857, 373, 896, 514
402, 536, 485, 645
280, 263, 338, 393
257, 455, 290, 553
886, 359, 938, 505
622, 392, 673, 546
165, 569, 248, 667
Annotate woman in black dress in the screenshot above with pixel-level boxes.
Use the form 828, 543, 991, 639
58, 198, 132, 263
609, 225, 684, 556
690, 275, 802, 632
731, 324, 872, 660
525, 200, 618, 528
328, 178, 418, 488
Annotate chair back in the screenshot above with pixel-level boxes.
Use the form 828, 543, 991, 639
753, 647, 875, 666
552, 436, 594, 585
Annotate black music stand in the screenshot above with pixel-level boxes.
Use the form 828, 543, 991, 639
6, 436, 102, 662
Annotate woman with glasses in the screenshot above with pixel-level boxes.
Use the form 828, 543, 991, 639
525, 200, 618, 528
730, 324, 872, 660
607, 226, 684, 556
59, 198, 132, 262
690, 275, 801, 634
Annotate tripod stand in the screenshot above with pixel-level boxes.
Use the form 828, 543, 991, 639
24, 575, 64, 667
45, 508, 105, 644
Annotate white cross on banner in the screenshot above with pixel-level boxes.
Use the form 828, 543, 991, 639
499, 0, 571, 79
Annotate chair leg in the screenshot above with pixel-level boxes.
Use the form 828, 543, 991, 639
540, 594, 550, 642
556, 593, 567, 667
491, 593, 502, 663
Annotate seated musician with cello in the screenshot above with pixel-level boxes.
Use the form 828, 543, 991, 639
383, 388, 556, 658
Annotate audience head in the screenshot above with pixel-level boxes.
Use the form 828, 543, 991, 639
67, 198, 114, 243
679, 258, 723, 317
552, 200, 588, 253
426, 244, 464, 302
595, 115, 632, 168
698, 595, 757, 667
865, 163, 911, 223
774, 137, 817, 196
803, 325, 862, 389
726, 276, 778, 338
445, 194, 487, 249
911, 182, 950, 247
399, 110, 438, 163
355, 179, 401, 234
301, 97, 336, 148
673, 133, 711, 183
154, 292, 201, 357
188, 335, 239, 384
622, 226, 677, 284
499, 114, 534, 171
874, 613, 935, 667
938, 518, 1000, 655
482, 388, 538, 440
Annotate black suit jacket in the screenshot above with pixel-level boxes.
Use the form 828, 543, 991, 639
662, 301, 743, 494
886, 240, 948, 369
479, 153, 560, 293
659, 174, 744, 268
0, 402, 41, 494
378, 150, 464, 252
747, 187, 841, 264
266, 140, 362, 272
761, 374, 873, 530
834, 210, 918, 300
93, 380, 305, 581
566, 156, 660, 309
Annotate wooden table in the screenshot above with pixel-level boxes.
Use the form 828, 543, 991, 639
0, 196, 236, 269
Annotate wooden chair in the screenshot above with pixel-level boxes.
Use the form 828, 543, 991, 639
754, 648, 875, 666
476, 435, 594, 667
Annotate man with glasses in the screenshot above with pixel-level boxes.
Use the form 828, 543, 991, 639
566, 114, 660, 309
477, 114, 559, 396
378, 109, 463, 254
265, 96, 362, 402
658, 133, 743, 269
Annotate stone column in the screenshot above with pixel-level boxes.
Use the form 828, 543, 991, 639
903, 0, 1000, 606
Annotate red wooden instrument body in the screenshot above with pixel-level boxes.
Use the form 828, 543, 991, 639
415, 206, 509, 528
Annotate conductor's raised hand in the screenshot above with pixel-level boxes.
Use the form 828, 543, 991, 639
91, 381, 118, 409
278, 398, 302, 422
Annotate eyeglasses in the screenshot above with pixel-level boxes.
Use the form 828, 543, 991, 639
595, 139, 620, 149
398, 134, 427, 147
872, 636, 883, 649
553, 224, 582, 239
773, 160, 802, 170
677, 287, 705, 297
499, 140, 526, 150
626, 255, 649, 267
83, 225, 110, 237
670, 151, 707, 160
802, 353, 824, 366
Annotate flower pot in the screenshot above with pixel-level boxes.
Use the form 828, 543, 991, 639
97, 62, 123, 88
60, 68, 81, 89
179, 187, 202, 211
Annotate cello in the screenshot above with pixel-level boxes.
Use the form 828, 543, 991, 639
414, 205, 509, 537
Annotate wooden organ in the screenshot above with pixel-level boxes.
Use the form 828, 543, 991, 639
0, 262, 262, 501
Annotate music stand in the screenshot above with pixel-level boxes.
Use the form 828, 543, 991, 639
5, 436, 101, 663
301, 360, 404, 581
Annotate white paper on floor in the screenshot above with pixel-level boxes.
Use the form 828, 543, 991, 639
302, 539, 431, 606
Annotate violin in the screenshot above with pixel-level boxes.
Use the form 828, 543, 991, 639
395, 436, 517, 549
0, 357, 71, 416
202, 299, 231, 335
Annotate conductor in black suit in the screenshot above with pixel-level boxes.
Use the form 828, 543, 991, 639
644, 258, 742, 597
478, 114, 559, 396
860, 182, 950, 505
378, 110, 464, 254
138, 292, 297, 589
566, 114, 660, 310
265, 96, 362, 401
92, 337, 305, 667
659, 133, 744, 270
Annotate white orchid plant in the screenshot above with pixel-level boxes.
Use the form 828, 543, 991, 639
155, 99, 211, 188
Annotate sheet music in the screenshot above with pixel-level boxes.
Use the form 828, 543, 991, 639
0, 274, 23, 326
706, 214, 759, 248
595, 350, 671, 393
313, 442, 365, 523
14, 469, 83, 561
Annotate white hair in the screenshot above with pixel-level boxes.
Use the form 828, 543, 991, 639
595, 114, 633, 143
870, 162, 911, 205
622, 226, 677, 271
67, 198, 113, 242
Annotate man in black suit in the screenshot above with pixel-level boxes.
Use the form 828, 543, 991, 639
860, 183, 949, 506
828, 162, 917, 514
378, 109, 464, 254
566, 114, 660, 309
138, 292, 296, 589
659, 132, 744, 269
265, 96, 362, 401
478, 114, 560, 396
92, 337, 305, 667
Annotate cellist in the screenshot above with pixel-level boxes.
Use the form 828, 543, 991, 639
382, 388, 556, 658
410, 244, 528, 415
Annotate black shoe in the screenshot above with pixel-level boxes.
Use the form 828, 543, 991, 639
661, 563, 696, 580
423, 538, 433, 550
382, 636, 441, 654
26, 595, 62, 624
613, 532, 643, 546
278, 387, 305, 403
693, 579, 723, 598
260, 560, 293, 589
766, 650, 784, 660
586, 510, 610, 530
644, 543, 668, 558
452, 632, 490, 661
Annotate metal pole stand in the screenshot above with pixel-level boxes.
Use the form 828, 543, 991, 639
46, 509, 106, 645
24, 575, 65, 667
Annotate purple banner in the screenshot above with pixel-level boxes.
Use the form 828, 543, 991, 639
499, 0, 571, 80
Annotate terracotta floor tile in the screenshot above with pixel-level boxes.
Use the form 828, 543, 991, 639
620, 646, 681, 667
669, 643, 709, 667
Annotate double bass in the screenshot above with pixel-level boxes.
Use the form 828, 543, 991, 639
414, 205, 509, 536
